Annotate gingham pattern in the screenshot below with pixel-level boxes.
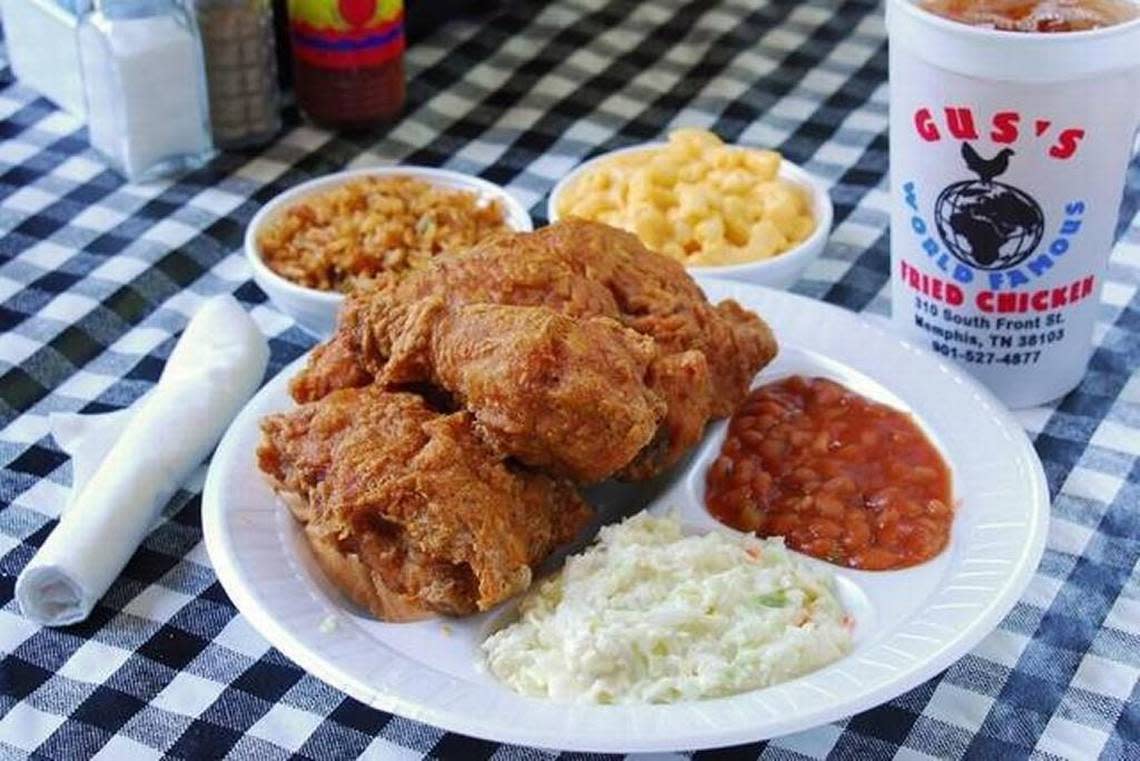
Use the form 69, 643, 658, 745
0, 0, 1137, 758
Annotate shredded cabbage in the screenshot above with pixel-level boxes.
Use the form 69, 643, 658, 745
482, 513, 852, 704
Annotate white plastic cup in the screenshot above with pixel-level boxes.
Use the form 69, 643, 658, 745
886, 0, 1140, 408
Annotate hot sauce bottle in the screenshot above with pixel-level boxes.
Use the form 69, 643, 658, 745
287, 0, 406, 129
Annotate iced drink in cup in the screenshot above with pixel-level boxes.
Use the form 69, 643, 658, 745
885, 0, 1140, 408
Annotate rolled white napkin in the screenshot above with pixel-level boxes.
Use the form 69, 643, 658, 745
16, 295, 269, 626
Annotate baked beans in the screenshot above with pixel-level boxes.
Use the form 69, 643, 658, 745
705, 376, 953, 570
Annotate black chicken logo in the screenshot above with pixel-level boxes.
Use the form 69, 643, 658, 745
961, 143, 1014, 183
934, 142, 1045, 271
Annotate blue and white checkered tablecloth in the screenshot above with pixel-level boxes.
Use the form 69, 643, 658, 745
1, 1, 1137, 758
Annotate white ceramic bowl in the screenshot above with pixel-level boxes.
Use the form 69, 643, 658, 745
246, 166, 534, 337
547, 143, 833, 289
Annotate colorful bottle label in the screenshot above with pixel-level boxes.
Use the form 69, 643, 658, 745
288, 0, 404, 69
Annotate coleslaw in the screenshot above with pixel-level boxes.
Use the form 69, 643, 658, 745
482, 513, 852, 704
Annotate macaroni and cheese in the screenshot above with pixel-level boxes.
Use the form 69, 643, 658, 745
555, 129, 815, 267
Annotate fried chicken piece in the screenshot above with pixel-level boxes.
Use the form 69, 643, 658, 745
289, 330, 371, 404
381, 220, 776, 414
623, 349, 713, 481
258, 387, 593, 618
534, 220, 777, 417
381, 298, 666, 483
290, 234, 623, 403
290, 220, 777, 478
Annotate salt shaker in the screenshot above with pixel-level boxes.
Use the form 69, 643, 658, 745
77, 0, 214, 182
194, 0, 281, 149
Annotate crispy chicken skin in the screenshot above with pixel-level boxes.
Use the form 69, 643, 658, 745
380, 298, 667, 483
289, 330, 371, 405
288, 230, 622, 402
532, 221, 776, 417
258, 387, 593, 618
289, 220, 778, 478
624, 349, 713, 481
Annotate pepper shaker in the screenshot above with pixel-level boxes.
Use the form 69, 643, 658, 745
194, 0, 282, 149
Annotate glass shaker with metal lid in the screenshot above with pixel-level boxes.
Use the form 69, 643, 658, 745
77, 0, 215, 182
194, 0, 282, 148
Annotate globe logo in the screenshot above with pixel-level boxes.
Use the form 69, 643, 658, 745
934, 143, 1045, 271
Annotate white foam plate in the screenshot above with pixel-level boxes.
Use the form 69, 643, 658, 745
202, 280, 1049, 753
